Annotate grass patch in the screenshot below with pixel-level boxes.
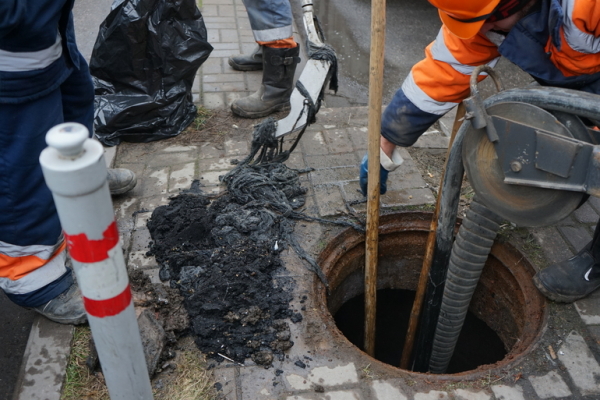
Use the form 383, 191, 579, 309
61, 326, 108, 400
190, 107, 213, 131
155, 340, 219, 400
62, 329, 218, 400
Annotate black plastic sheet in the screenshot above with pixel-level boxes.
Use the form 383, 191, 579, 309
90, 0, 213, 145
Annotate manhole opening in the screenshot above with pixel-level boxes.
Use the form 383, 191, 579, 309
318, 212, 546, 376
333, 288, 506, 373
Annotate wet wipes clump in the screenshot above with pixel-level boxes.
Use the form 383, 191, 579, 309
147, 163, 308, 365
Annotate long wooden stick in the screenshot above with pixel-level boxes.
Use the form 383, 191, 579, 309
399, 102, 466, 369
364, 0, 387, 357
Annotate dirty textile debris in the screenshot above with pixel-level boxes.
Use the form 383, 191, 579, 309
148, 163, 319, 365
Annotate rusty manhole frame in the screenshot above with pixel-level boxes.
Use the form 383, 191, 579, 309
314, 211, 547, 381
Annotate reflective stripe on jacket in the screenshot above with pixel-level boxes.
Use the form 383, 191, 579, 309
403, 26, 500, 116
548, 0, 600, 76
0, 241, 67, 295
0, 0, 80, 103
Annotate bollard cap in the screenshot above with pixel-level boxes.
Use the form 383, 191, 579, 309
40, 122, 106, 197
46, 123, 89, 158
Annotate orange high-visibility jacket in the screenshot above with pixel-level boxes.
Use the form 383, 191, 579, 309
382, 0, 600, 147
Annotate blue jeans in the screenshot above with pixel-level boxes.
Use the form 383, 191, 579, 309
242, 0, 293, 42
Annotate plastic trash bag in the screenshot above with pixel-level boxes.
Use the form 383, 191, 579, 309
90, 0, 213, 146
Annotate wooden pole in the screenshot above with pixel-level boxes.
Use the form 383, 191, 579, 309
399, 103, 466, 369
364, 0, 387, 357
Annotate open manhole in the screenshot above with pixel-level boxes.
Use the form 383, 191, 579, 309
315, 212, 546, 378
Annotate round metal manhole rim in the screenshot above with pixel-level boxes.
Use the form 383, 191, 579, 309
314, 211, 548, 381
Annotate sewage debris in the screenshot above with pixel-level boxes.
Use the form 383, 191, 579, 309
147, 162, 350, 366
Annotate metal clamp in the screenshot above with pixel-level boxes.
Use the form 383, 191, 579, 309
463, 65, 504, 143
301, 0, 325, 46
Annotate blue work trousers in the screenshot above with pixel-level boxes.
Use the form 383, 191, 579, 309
0, 52, 94, 306
242, 0, 293, 42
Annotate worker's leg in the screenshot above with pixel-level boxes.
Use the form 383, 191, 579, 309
533, 218, 600, 303
0, 88, 86, 324
229, 0, 296, 71
242, 0, 294, 44
230, 0, 300, 118
60, 52, 95, 133
229, 45, 263, 72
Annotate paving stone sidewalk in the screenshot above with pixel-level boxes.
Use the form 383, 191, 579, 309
105, 0, 600, 399
113, 105, 600, 400
14, 0, 598, 398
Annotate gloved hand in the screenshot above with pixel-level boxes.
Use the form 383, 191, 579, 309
360, 155, 389, 196
359, 147, 404, 196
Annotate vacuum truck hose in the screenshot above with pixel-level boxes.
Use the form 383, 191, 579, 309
428, 197, 503, 373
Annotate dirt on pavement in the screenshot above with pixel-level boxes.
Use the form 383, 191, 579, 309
138, 109, 571, 381
146, 164, 307, 367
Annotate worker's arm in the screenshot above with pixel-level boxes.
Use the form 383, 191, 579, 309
546, 0, 600, 76
381, 26, 500, 150
0, 1, 26, 38
360, 26, 500, 195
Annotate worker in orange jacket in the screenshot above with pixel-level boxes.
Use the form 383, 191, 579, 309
360, 0, 600, 303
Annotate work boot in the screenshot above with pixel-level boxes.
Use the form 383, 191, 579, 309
533, 245, 600, 303
32, 282, 87, 325
107, 168, 137, 195
231, 45, 300, 119
229, 45, 263, 71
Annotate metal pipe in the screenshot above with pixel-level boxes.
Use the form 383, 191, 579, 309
301, 0, 324, 46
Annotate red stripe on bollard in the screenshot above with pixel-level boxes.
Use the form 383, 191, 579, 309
83, 284, 133, 318
65, 221, 119, 263
41, 123, 153, 398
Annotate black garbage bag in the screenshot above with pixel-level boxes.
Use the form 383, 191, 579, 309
90, 0, 213, 146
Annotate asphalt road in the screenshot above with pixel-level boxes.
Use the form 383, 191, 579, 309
307, 0, 533, 105
0, 293, 35, 400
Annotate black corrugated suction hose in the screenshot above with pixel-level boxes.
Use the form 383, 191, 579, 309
417, 86, 600, 372
428, 197, 503, 374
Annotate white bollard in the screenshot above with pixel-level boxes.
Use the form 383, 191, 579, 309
40, 122, 153, 400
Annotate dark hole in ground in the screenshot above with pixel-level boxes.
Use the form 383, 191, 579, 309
333, 288, 507, 373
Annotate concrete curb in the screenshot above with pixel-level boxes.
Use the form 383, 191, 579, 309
12, 316, 73, 400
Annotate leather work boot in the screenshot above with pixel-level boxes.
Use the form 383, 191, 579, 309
32, 282, 87, 325
107, 168, 137, 195
231, 45, 300, 119
229, 45, 263, 71
533, 245, 600, 303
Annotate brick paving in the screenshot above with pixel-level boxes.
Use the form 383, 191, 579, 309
197, 0, 291, 110
106, 1, 600, 399
112, 106, 600, 399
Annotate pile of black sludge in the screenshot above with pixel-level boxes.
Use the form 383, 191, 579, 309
147, 163, 308, 366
